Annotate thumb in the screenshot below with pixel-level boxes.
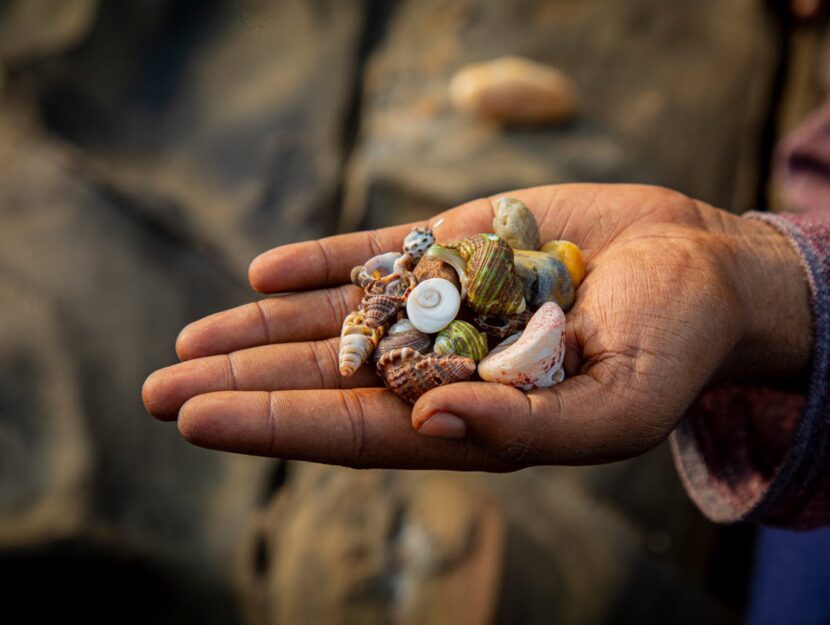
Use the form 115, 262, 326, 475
411, 368, 669, 467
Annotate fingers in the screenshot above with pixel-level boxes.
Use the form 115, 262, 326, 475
177, 389, 512, 470
248, 198, 496, 293
143, 338, 380, 420
411, 366, 671, 466
175, 285, 362, 360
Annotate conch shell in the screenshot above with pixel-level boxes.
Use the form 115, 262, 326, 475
374, 319, 432, 363
513, 250, 575, 311
478, 302, 566, 390
434, 320, 489, 362
351, 252, 402, 288
437, 234, 526, 317
339, 310, 385, 376
377, 348, 476, 404
405, 278, 461, 334
402, 226, 435, 261
492, 197, 540, 251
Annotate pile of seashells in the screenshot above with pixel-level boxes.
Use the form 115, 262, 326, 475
339, 197, 585, 404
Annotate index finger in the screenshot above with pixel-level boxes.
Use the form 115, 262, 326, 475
248, 198, 496, 293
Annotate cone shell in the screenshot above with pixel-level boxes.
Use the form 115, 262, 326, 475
377, 348, 476, 404
402, 226, 435, 261
434, 320, 489, 362
478, 302, 566, 390
442, 234, 526, 316
513, 249, 575, 311
540, 240, 585, 288
492, 197, 540, 251
339, 310, 385, 376
374, 320, 432, 363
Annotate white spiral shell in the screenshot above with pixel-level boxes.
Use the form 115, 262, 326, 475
405, 278, 460, 334
477, 302, 565, 390
339, 310, 385, 376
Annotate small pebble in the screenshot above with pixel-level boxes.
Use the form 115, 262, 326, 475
493, 197, 540, 250
540, 240, 585, 288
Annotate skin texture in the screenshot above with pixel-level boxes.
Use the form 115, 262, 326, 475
142, 184, 812, 471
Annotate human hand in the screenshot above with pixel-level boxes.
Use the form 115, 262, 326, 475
142, 184, 812, 470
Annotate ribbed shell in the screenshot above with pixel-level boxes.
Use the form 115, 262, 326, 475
434, 320, 489, 361
361, 293, 402, 329
374, 321, 432, 363
444, 234, 526, 316
377, 348, 476, 404
339, 310, 385, 376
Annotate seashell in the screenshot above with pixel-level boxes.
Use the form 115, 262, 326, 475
513, 250, 575, 311
406, 278, 461, 334
339, 310, 385, 376
413, 256, 461, 291
425, 244, 469, 298
449, 55, 578, 125
351, 252, 402, 288
377, 347, 476, 404
440, 234, 526, 317
434, 320, 489, 362
540, 240, 585, 288
478, 302, 566, 390
474, 310, 532, 340
402, 226, 436, 261
374, 319, 432, 363
361, 293, 403, 329
492, 197, 540, 251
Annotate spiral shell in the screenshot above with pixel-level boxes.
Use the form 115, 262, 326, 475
492, 197, 540, 251
513, 250, 575, 311
361, 293, 403, 329
339, 310, 385, 376
474, 310, 533, 340
377, 347, 476, 404
540, 240, 585, 288
424, 244, 469, 297
405, 278, 461, 334
441, 234, 526, 317
351, 252, 402, 288
402, 226, 435, 261
478, 302, 566, 390
434, 321, 489, 362
374, 320, 432, 363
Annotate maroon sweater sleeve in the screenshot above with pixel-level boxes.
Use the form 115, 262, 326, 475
670, 211, 830, 529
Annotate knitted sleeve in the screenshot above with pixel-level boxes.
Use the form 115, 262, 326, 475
670, 211, 830, 529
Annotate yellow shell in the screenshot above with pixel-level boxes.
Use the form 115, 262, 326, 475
540, 240, 585, 288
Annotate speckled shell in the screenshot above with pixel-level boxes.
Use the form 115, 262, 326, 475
374, 320, 432, 363
513, 250, 575, 311
474, 310, 532, 340
402, 226, 435, 261
351, 252, 402, 288
377, 348, 476, 404
540, 240, 585, 288
478, 302, 566, 390
405, 278, 461, 334
339, 310, 385, 376
492, 197, 540, 250
442, 234, 526, 316
434, 321, 489, 362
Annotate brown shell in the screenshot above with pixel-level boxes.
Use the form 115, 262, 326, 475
361, 293, 402, 329
413, 256, 461, 291
374, 321, 432, 363
377, 348, 476, 404
474, 310, 532, 339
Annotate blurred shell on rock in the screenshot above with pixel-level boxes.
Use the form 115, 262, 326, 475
377, 348, 476, 404
492, 197, 540, 251
449, 55, 578, 125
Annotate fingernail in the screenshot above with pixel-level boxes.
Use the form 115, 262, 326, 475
416, 412, 466, 439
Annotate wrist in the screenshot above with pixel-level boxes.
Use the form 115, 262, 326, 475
722, 216, 813, 382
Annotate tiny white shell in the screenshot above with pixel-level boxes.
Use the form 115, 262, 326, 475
351, 252, 402, 287
477, 302, 565, 390
405, 278, 461, 334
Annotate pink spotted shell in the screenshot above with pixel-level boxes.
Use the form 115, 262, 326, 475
477, 302, 565, 390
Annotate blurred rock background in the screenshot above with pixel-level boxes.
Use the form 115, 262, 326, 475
0, 0, 823, 623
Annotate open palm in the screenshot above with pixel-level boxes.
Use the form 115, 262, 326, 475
143, 184, 810, 470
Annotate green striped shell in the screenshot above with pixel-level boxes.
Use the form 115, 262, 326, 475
434, 320, 489, 361
442, 234, 526, 316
